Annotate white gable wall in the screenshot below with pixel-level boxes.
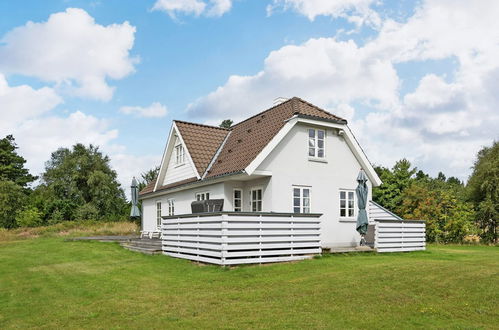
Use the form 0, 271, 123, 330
256, 122, 372, 248
162, 136, 197, 186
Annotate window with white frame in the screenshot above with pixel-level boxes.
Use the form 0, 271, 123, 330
250, 188, 262, 212
339, 190, 355, 217
175, 143, 185, 165
156, 201, 162, 228
293, 187, 311, 213
308, 128, 325, 158
233, 189, 242, 212
196, 192, 210, 201
168, 199, 175, 216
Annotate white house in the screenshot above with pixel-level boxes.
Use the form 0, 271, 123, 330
139, 97, 425, 265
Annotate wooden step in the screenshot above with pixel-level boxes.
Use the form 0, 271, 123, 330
120, 243, 162, 255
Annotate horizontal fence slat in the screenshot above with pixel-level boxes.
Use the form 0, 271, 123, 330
223, 255, 314, 265
225, 248, 321, 258
374, 219, 426, 253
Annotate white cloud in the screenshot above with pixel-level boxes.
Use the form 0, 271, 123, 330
120, 102, 168, 118
267, 0, 380, 27
0, 8, 137, 101
186, 0, 499, 180
0, 73, 62, 131
152, 0, 232, 19
187, 37, 399, 121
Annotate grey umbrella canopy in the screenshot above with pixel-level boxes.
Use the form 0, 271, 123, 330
355, 170, 369, 236
130, 177, 141, 218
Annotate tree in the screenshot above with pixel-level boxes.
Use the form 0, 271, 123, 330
39, 144, 127, 221
138, 166, 160, 191
219, 119, 233, 129
0, 135, 37, 188
398, 181, 476, 243
373, 159, 417, 213
0, 180, 26, 228
467, 141, 498, 243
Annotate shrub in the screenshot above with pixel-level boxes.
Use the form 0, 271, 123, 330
75, 203, 100, 221
15, 208, 43, 227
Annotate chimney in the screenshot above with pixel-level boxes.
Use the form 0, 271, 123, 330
273, 97, 288, 106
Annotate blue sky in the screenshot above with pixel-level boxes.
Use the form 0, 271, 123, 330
1, 0, 498, 191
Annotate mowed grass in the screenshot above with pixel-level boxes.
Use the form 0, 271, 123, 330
0, 237, 497, 329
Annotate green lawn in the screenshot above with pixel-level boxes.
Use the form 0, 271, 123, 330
0, 238, 497, 329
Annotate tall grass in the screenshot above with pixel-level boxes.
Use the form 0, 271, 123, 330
0, 220, 139, 242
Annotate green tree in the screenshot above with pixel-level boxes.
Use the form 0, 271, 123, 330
399, 181, 476, 243
0, 135, 37, 188
219, 119, 233, 129
0, 180, 26, 228
138, 166, 160, 191
15, 207, 43, 227
373, 159, 417, 213
39, 144, 127, 221
467, 141, 498, 243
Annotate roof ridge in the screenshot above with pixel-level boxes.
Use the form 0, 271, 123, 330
174, 120, 230, 130
232, 97, 296, 128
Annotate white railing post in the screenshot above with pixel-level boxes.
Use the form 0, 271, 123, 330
221, 214, 228, 266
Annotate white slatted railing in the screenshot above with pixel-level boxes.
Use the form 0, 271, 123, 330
161, 212, 322, 265
374, 219, 426, 252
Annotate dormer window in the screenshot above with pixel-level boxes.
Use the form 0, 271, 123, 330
308, 128, 325, 158
175, 143, 185, 165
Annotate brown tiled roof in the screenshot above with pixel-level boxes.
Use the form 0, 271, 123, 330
205, 97, 345, 178
175, 121, 229, 175
139, 176, 199, 197
140, 97, 346, 195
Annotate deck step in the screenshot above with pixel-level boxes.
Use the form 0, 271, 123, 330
120, 243, 162, 255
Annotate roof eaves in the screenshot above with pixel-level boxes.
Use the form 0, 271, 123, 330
295, 113, 348, 125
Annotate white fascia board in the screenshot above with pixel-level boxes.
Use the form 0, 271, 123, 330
295, 117, 382, 187
201, 131, 231, 179
154, 125, 176, 192
173, 122, 201, 180
245, 117, 299, 175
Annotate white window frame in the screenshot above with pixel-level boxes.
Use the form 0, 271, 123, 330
174, 143, 185, 165
167, 199, 175, 216
339, 189, 355, 218
308, 128, 326, 159
156, 201, 162, 229
250, 187, 263, 212
195, 191, 210, 201
293, 186, 311, 213
233, 188, 243, 212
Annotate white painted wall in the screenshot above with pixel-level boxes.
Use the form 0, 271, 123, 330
256, 122, 373, 248
223, 177, 272, 212
162, 136, 197, 186
142, 181, 226, 232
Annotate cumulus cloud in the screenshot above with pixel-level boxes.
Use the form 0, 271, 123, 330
152, 0, 232, 19
187, 37, 399, 121
187, 0, 499, 180
0, 8, 137, 101
0, 73, 62, 131
120, 102, 168, 118
267, 0, 380, 27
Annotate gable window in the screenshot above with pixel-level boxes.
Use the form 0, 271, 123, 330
233, 189, 242, 212
250, 188, 262, 212
340, 190, 355, 217
293, 187, 311, 213
308, 128, 325, 158
156, 201, 162, 228
168, 199, 175, 216
196, 192, 210, 201
175, 144, 185, 165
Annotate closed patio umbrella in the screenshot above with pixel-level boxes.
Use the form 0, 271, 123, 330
355, 170, 369, 244
130, 177, 141, 218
